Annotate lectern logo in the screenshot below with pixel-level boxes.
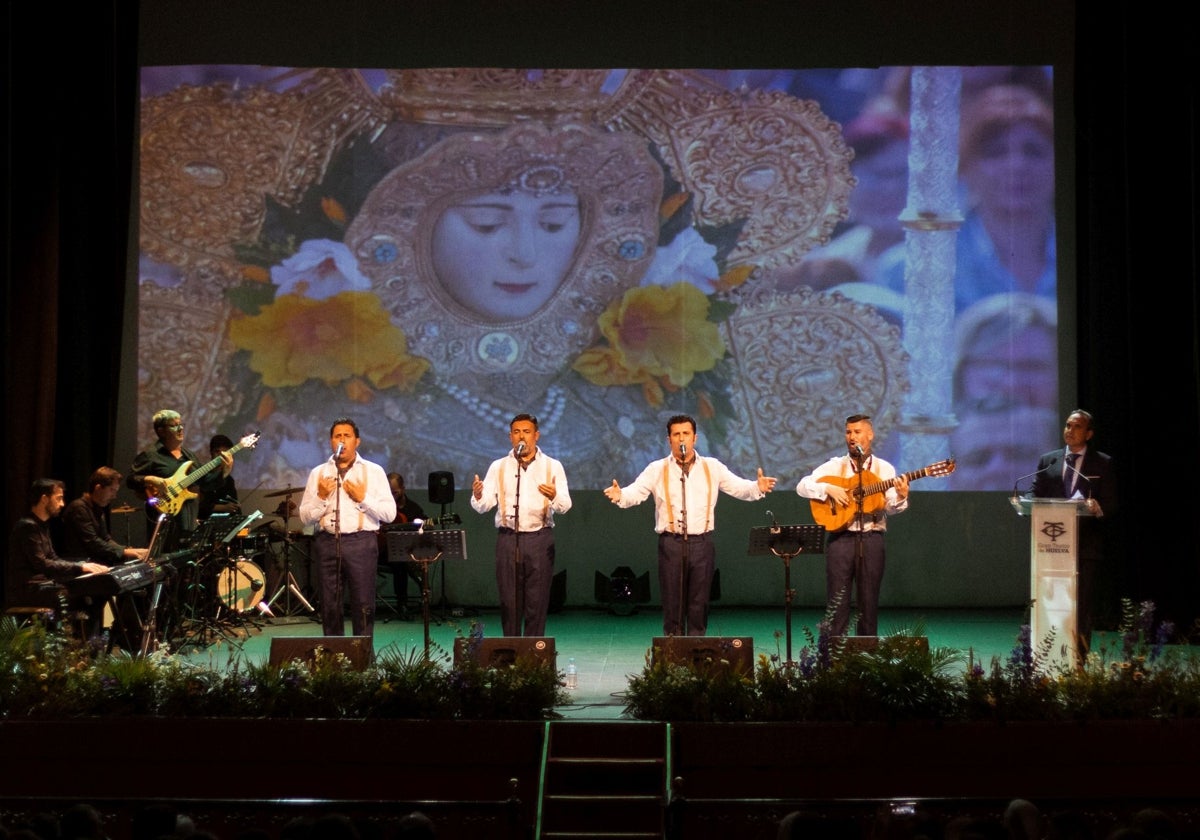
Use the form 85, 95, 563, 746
1041, 520, 1068, 542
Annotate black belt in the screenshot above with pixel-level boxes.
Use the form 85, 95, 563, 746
317, 530, 377, 538
660, 531, 712, 540
498, 527, 551, 535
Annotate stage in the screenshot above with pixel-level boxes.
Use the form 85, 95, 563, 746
173, 602, 1030, 719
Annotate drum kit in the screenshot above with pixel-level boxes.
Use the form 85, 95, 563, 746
168, 488, 316, 649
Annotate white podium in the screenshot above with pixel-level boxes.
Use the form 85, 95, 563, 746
1010, 496, 1095, 669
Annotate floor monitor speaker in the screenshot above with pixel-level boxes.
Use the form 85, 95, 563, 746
453, 636, 556, 669
650, 636, 754, 674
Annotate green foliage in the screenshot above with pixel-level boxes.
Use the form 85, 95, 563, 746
0, 621, 564, 721
7, 600, 1200, 724
625, 606, 1200, 723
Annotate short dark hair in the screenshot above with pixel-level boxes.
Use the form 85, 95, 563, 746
330, 417, 360, 438
87, 466, 122, 493
511, 413, 539, 430
210, 433, 234, 451
29, 478, 64, 507
845, 413, 873, 426
1067, 409, 1094, 431
666, 414, 696, 434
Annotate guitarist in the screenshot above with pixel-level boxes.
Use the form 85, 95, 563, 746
795, 414, 908, 638
127, 409, 232, 550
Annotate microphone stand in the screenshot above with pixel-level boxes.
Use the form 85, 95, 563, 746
677, 447, 689, 636
333, 458, 344, 635
512, 448, 523, 637
851, 448, 867, 636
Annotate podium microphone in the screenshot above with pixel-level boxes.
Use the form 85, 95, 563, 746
1011, 465, 1051, 500
1064, 460, 1094, 499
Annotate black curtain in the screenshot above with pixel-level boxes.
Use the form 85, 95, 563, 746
5, 0, 1198, 627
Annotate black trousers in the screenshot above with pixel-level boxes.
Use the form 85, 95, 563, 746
657, 532, 715, 636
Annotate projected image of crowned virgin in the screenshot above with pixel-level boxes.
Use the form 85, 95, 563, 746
340, 122, 664, 486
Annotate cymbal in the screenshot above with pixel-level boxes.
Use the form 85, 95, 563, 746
263, 486, 305, 498
110, 505, 140, 514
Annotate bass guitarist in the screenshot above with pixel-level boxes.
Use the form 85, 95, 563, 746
127, 409, 233, 550
795, 413, 908, 638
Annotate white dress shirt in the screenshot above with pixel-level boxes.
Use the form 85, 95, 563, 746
613, 454, 764, 534
298, 455, 396, 534
471, 449, 572, 531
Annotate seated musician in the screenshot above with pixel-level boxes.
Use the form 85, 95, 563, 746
380, 472, 427, 621
4, 478, 109, 636
62, 467, 151, 645
127, 409, 232, 550
62, 467, 150, 564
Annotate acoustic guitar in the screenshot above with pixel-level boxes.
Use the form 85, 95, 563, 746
810, 457, 955, 532
146, 431, 260, 516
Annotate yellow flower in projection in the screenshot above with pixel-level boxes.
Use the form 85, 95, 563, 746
594, 283, 725, 388
572, 345, 652, 387
229, 291, 429, 390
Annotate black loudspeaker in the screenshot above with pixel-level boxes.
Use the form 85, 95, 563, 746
548, 569, 567, 614
269, 636, 372, 670
651, 636, 754, 674
428, 471, 455, 505
453, 636, 556, 669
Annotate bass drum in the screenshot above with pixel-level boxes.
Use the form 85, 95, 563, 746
215, 559, 266, 613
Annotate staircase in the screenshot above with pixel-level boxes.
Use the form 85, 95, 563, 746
538, 721, 668, 839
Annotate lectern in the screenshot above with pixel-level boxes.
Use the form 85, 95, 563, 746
1010, 496, 1095, 669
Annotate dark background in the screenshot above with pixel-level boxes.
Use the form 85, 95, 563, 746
4, 1, 1197, 627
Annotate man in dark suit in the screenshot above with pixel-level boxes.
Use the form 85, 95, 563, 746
1032, 409, 1119, 659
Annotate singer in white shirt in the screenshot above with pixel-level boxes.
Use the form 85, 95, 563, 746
795, 413, 908, 638
604, 414, 776, 636
300, 417, 396, 642
471, 413, 572, 636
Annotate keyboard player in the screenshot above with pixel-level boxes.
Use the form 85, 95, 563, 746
61, 467, 152, 643
4, 479, 110, 637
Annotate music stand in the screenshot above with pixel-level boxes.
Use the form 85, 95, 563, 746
387, 528, 467, 659
748, 524, 826, 664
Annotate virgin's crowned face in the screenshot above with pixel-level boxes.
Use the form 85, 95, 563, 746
431, 189, 581, 322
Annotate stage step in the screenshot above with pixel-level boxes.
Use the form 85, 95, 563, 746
539, 721, 667, 840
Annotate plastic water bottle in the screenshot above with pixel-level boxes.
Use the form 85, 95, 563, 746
565, 657, 578, 690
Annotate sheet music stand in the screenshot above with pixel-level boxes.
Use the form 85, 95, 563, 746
748, 524, 826, 664
220, 510, 264, 544
387, 529, 467, 658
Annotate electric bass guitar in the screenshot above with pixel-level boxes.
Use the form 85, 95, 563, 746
146, 431, 260, 516
810, 457, 955, 532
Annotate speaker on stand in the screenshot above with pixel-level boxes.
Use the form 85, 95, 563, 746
427, 471, 463, 618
